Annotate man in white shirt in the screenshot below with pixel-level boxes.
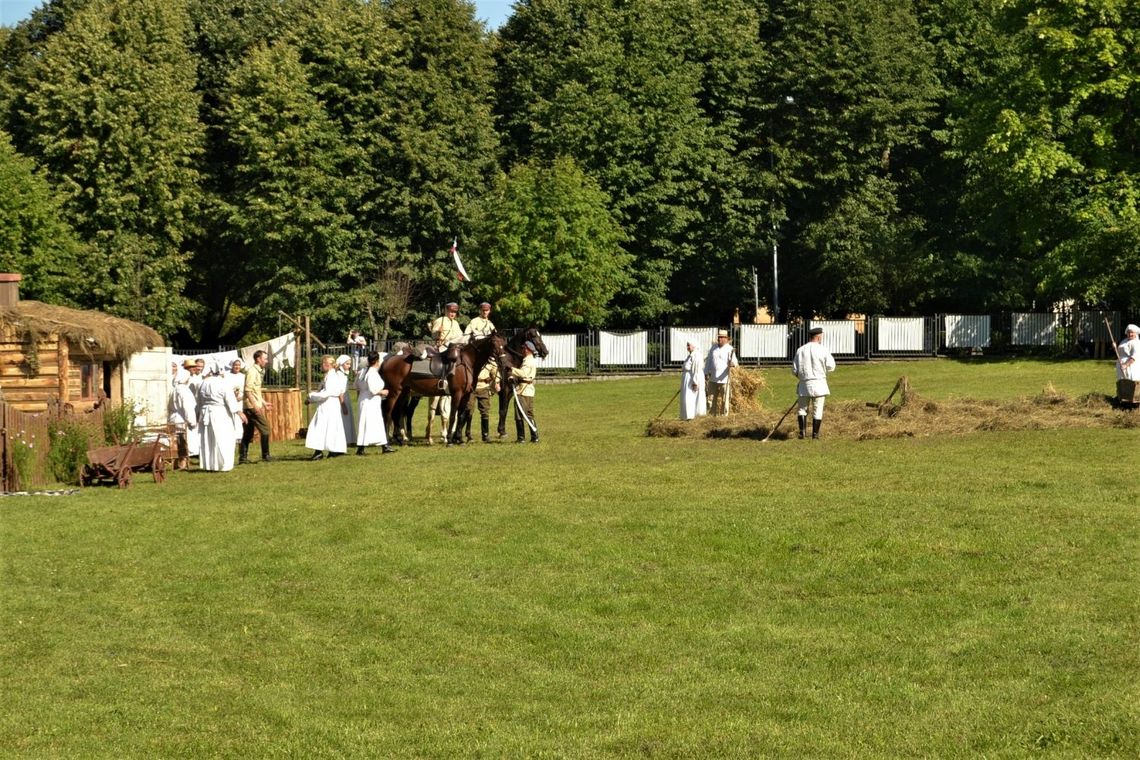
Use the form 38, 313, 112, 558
465, 302, 496, 338
704, 329, 738, 416
792, 326, 836, 439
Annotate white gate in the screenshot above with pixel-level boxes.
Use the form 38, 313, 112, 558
123, 347, 173, 427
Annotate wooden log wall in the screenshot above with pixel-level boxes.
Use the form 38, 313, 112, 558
0, 336, 63, 412
262, 388, 303, 440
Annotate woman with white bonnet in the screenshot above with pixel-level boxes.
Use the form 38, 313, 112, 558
679, 340, 707, 420
227, 358, 246, 442
355, 351, 394, 455
1116, 323, 1140, 383
305, 355, 348, 459
168, 359, 198, 469
198, 360, 246, 472
337, 354, 356, 447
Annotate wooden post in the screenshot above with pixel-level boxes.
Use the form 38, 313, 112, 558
304, 315, 312, 427
57, 338, 69, 403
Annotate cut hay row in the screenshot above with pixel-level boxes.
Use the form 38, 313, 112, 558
648, 378, 1139, 441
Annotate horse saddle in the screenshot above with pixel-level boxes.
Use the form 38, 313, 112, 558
410, 355, 445, 381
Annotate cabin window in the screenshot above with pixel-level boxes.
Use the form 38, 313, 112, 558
80, 363, 101, 399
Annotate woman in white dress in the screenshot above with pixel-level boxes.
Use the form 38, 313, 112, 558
168, 359, 198, 469
1116, 323, 1139, 381
337, 354, 356, 447
198, 361, 246, 472
355, 351, 394, 455
305, 355, 348, 459
679, 341, 707, 420
226, 358, 246, 444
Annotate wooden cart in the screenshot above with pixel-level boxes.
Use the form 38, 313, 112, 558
82, 430, 171, 488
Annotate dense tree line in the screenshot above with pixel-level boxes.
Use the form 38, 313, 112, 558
0, 0, 1136, 344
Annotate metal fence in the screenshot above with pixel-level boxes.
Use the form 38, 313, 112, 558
176, 309, 1137, 380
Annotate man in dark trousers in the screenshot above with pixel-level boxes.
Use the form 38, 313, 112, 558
240, 350, 274, 463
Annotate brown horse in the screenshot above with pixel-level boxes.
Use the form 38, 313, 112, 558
381, 332, 506, 446
496, 326, 550, 438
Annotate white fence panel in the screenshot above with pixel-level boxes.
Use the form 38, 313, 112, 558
944, 315, 990, 348
534, 334, 577, 369
877, 317, 925, 351
599, 330, 648, 366
668, 327, 718, 362
809, 320, 856, 355
739, 324, 789, 358
1011, 312, 1059, 346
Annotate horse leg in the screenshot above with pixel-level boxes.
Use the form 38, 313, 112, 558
425, 401, 434, 446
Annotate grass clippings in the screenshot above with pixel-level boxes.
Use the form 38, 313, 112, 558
648, 378, 1139, 441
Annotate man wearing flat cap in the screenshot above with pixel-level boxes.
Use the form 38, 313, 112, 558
792, 325, 836, 439
509, 340, 539, 443
465, 302, 496, 338
705, 329, 738, 416
429, 302, 464, 377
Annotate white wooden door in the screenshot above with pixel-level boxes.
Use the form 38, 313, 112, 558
123, 348, 173, 427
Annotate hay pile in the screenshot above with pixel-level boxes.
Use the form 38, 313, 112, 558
647, 377, 1138, 441
728, 367, 768, 413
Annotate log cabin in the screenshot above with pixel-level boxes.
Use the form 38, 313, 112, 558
0, 273, 163, 413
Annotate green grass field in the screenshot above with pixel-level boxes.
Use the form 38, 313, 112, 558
2, 358, 1137, 757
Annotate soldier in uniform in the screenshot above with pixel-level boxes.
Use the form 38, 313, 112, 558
429, 302, 464, 377
465, 302, 496, 338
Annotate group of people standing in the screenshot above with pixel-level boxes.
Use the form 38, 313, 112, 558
168, 350, 274, 472
679, 326, 836, 439
305, 352, 395, 459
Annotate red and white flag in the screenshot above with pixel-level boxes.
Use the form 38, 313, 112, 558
451, 238, 471, 282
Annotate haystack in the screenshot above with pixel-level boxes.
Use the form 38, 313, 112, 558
648, 377, 1138, 441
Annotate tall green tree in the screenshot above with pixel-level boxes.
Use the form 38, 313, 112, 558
949, 0, 1140, 309
19, 0, 203, 336
0, 130, 85, 304
496, 0, 734, 324
473, 156, 631, 327
761, 0, 942, 316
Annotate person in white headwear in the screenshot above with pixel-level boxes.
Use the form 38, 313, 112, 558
679, 341, 707, 420
336, 354, 356, 447
226, 358, 246, 444
1116, 323, 1139, 382
305, 355, 348, 459
169, 358, 200, 467
355, 351, 394, 455
792, 326, 836, 439
705, 329, 738, 415
198, 361, 246, 472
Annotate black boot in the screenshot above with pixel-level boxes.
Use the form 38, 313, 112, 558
516, 420, 525, 443
797, 416, 806, 440
382, 444, 395, 454
260, 440, 273, 462
481, 418, 489, 442
310, 450, 324, 460
356, 445, 365, 456
812, 418, 822, 440
238, 443, 251, 464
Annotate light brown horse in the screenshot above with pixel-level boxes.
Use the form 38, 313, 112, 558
380, 332, 505, 446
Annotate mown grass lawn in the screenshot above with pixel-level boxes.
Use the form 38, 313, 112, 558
2, 358, 1137, 757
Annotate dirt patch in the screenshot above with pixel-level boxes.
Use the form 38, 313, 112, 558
647, 378, 1139, 441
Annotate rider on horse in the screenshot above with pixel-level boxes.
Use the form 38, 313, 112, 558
428, 302, 464, 381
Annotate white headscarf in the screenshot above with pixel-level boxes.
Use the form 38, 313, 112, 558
1124, 324, 1139, 338
335, 354, 351, 371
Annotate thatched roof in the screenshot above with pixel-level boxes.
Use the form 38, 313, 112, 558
0, 300, 163, 359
